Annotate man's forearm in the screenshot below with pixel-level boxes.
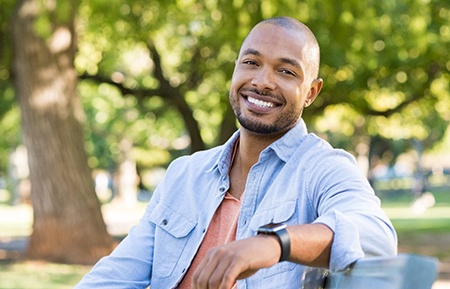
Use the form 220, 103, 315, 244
286, 223, 334, 268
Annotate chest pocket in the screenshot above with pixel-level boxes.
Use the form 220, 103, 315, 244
249, 199, 298, 279
149, 201, 197, 278
249, 199, 298, 230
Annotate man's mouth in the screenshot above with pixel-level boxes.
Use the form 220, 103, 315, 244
247, 96, 275, 108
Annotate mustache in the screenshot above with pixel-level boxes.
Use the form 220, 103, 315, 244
240, 88, 283, 103
242, 87, 271, 96
241, 87, 279, 98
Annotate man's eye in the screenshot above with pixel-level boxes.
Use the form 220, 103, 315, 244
280, 69, 295, 76
243, 60, 257, 66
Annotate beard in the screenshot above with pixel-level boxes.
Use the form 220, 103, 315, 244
230, 90, 302, 135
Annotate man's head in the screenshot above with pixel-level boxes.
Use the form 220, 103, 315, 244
229, 17, 323, 137
257, 17, 321, 80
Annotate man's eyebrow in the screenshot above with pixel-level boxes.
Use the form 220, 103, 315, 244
241, 48, 261, 56
279, 57, 301, 69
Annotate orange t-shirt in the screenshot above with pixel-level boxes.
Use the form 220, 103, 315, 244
177, 191, 241, 288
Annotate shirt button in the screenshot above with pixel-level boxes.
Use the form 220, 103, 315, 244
182, 268, 186, 273
162, 219, 168, 226
219, 187, 225, 192
202, 228, 206, 233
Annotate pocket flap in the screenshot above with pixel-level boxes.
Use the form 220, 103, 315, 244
149, 202, 197, 238
249, 200, 297, 231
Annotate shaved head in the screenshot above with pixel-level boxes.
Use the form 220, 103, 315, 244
243, 17, 321, 81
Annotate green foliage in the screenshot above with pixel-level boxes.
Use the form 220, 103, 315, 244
78, 80, 180, 169
0, 0, 20, 173
304, 0, 449, 157
34, 0, 78, 39
1, 0, 449, 174
0, 105, 20, 174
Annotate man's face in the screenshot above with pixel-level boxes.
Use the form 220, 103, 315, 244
229, 23, 318, 136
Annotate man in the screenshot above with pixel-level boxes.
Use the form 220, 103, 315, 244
75, 16, 397, 289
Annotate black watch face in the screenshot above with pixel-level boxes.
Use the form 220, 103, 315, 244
259, 223, 286, 233
262, 223, 282, 229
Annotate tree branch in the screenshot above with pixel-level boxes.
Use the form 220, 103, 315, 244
79, 43, 206, 152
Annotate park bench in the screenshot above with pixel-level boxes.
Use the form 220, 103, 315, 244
303, 254, 439, 289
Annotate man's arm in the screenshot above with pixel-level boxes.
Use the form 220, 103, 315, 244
191, 223, 333, 289
286, 223, 333, 267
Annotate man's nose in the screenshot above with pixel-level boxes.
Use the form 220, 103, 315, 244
251, 67, 276, 91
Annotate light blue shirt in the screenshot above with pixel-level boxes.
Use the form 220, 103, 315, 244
75, 120, 397, 289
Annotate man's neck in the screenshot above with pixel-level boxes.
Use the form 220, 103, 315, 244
236, 129, 285, 173
227, 130, 285, 200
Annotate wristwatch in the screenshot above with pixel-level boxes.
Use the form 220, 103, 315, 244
257, 223, 291, 262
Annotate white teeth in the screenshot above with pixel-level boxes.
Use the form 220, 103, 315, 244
248, 96, 274, 108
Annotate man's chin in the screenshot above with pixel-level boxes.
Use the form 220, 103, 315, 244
238, 119, 281, 136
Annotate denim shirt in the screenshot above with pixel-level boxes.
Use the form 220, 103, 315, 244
75, 120, 397, 289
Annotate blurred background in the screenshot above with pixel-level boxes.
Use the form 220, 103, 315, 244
0, 0, 449, 288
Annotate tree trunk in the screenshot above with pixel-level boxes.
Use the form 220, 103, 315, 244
12, 0, 116, 264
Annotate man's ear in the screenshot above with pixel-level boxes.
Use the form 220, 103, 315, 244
305, 78, 323, 107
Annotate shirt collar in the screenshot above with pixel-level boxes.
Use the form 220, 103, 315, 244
265, 119, 309, 163
208, 130, 241, 176
209, 119, 309, 173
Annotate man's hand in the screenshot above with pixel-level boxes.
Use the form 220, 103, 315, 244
191, 223, 333, 289
191, 234, 281, 289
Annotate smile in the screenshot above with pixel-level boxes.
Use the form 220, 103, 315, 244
247, 96, 275, 108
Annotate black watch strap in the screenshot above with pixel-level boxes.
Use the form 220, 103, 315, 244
274, 226, 290, 262
257, 223, 291, 262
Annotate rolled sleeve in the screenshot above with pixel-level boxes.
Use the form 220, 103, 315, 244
314, 210, 364, 272
308, 149, 397, 272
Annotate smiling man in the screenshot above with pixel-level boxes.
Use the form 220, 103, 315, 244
230, 19, 321, 138
75, 17, 397, 289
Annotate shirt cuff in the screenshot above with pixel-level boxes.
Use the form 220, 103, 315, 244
314, 210, 364, 272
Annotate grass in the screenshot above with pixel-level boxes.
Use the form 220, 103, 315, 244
0, 204, 90, 288
383, 205, 450, 232
380, 189, 450, 265
0, 261, 91, 289
0, 189, 449, 288
381, 190, 450, 233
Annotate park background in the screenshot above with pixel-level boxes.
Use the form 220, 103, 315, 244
0, 0, 449, 288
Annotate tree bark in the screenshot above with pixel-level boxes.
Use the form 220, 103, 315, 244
12, 0, 116, 264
